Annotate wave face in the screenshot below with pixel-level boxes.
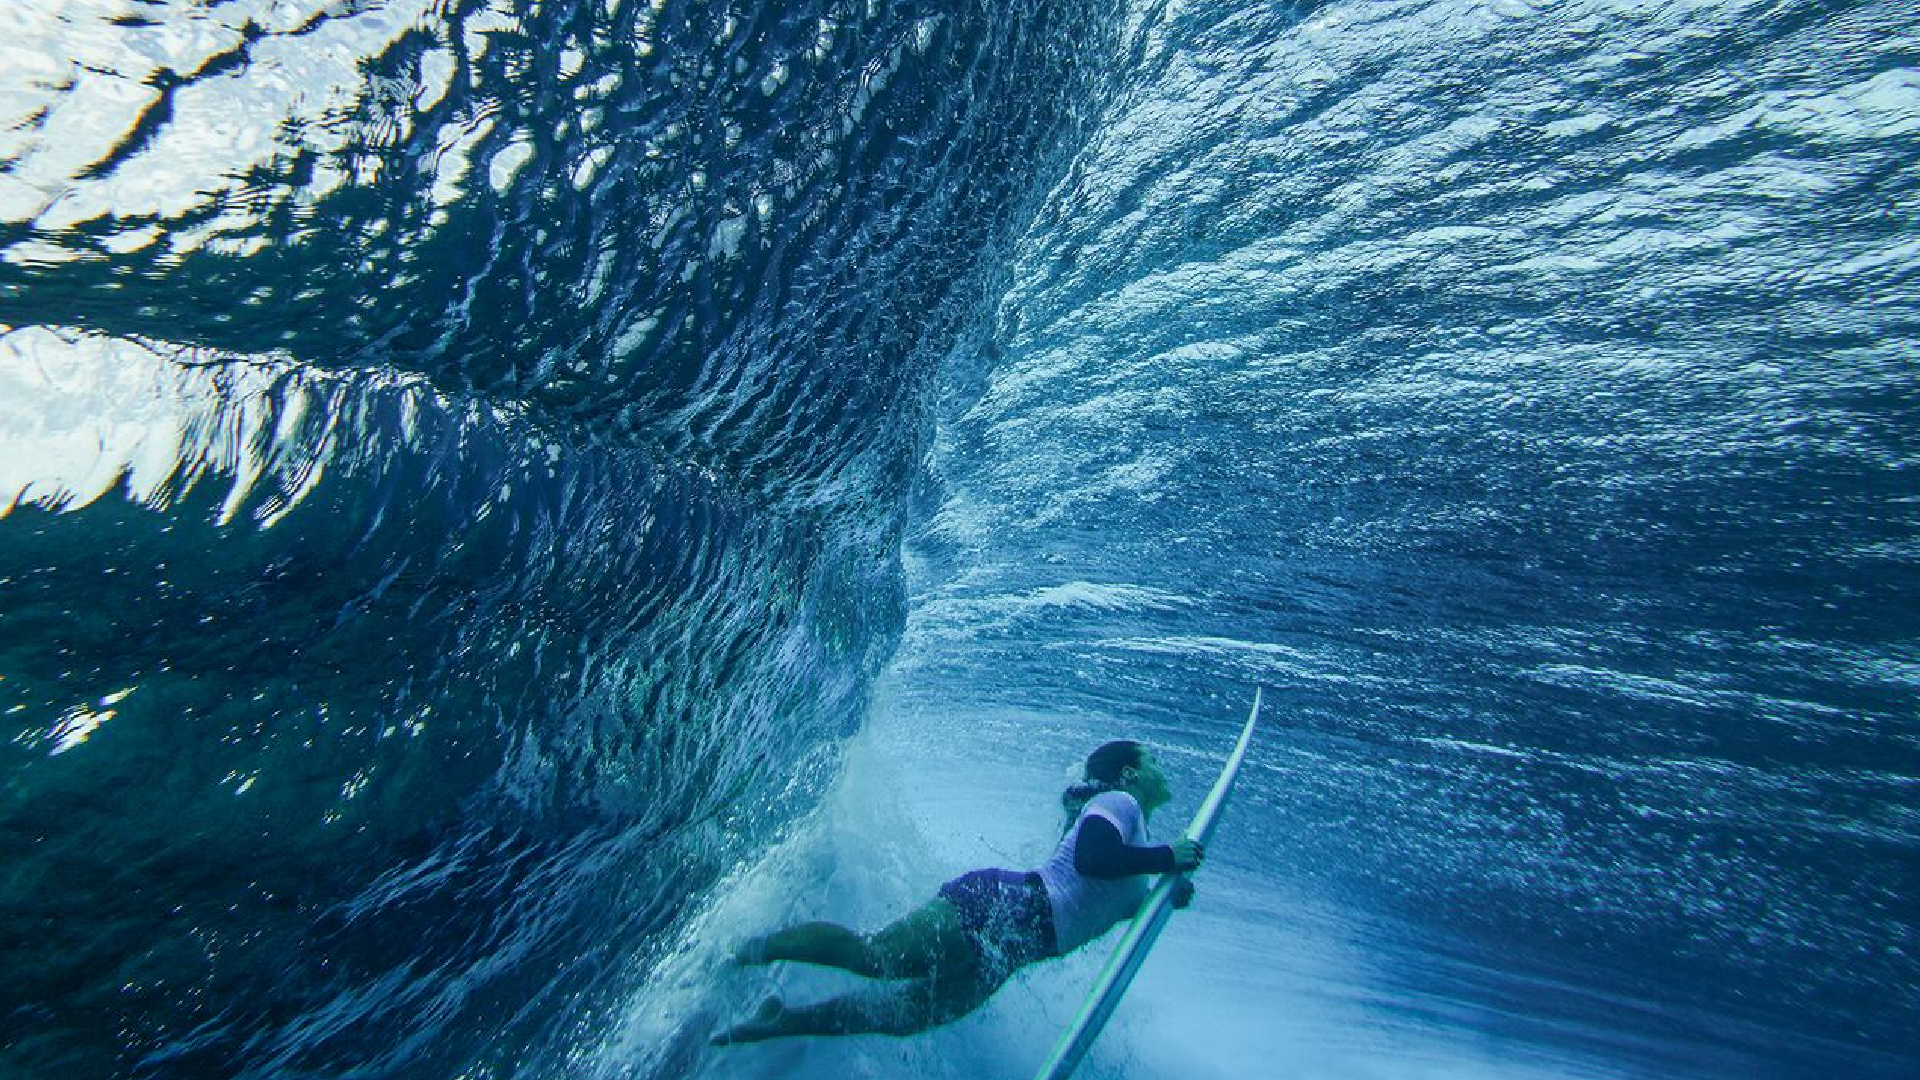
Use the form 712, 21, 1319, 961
885, 1, 1920, 1078
0, 1, 1115, 1076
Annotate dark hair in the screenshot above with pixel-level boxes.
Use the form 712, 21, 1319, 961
1061, 740, 1144, 829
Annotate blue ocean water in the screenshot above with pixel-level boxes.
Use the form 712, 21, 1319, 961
1, 0, 1914, 1078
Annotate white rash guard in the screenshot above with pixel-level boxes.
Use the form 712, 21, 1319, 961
1034, 790, 1162, 954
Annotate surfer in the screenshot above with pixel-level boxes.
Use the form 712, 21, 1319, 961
713, 740, 1203, 1043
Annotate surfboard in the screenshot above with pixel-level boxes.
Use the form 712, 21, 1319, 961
1030, 687, 1263, 1080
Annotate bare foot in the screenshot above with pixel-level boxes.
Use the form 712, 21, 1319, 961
711, 994, 786, 1046
729, 934, 772, 967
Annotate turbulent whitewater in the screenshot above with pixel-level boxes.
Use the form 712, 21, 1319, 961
2, 1, 1915, 1078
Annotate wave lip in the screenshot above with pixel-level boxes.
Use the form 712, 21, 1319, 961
0, 324, 893, 1077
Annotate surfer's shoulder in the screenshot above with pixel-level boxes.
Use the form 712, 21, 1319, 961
1082, 789, 1142, 822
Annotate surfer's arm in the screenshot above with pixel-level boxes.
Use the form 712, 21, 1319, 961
1073, 816, 1178, 878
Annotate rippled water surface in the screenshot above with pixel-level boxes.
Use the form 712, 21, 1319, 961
3, 0, 1916, 1078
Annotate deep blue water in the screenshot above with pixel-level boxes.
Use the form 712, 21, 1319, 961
2, 1, 1916, 1078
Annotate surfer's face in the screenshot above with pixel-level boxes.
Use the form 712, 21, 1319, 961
1125, 752, 1172, 811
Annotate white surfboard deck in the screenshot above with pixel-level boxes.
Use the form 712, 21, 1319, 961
1030, 687, 1263, 1080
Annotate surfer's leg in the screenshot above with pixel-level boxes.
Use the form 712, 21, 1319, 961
714, 969, 1000, 1043
735, 921, 870, 972
736, 901, 968, 979
865, 899, 972, 978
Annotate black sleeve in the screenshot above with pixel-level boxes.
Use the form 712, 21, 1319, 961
1073, 815, 1177, 879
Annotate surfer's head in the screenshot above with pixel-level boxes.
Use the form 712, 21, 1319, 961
1061, 740, 1173, 824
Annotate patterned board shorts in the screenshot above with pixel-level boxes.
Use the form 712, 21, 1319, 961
936, 868, 1059, 980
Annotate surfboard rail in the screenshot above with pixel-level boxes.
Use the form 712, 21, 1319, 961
1030, 688, 1264, 1080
